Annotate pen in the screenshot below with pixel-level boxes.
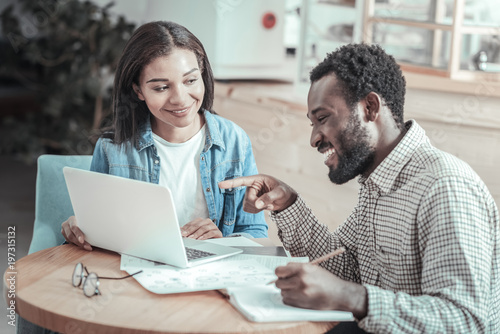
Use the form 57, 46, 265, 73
266, 247, 346, 285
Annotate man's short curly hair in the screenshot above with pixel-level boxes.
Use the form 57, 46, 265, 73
310, 43, 406, 127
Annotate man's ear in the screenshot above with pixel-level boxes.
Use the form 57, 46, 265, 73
363, 92, 381, 122
133, 83, 145, 101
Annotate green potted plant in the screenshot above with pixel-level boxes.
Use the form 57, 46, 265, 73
0, 0, 135, 161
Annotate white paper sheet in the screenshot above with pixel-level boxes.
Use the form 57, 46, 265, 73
219, 254, 309, 270
203, 236, 263, 247
121, 253, 309, 272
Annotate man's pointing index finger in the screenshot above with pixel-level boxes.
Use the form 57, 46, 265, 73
218, 175, 258, 189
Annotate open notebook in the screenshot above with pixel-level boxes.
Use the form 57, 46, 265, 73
224, 285, 354, 322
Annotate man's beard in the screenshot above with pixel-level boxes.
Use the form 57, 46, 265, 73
328, 114, 375, 185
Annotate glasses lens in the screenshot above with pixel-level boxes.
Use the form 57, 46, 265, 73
72, 263, 83, 287
83, 272, 100, 297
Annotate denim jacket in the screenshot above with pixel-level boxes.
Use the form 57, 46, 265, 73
90, 110, 268, 238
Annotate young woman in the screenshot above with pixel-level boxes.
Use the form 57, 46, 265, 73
62, 21, 268, 250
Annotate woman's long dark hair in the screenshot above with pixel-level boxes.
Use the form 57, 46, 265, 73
108, 21, 215, 144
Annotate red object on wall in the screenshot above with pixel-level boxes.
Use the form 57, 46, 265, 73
262, 12, 276, 29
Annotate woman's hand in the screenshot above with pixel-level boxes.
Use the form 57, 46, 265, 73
181, 218, 223, 240
61, 216, 93, 251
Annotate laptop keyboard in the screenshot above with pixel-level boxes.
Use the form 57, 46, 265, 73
185, 247, 215, 261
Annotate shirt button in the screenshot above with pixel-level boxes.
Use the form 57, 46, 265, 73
154, 160, 159, 164
201, 156, 205, 161
206, 187, 211, 192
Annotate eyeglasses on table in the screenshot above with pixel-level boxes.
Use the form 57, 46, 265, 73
72, 262, 142, 298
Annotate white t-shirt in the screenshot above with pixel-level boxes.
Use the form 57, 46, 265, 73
152, 125, 209, 226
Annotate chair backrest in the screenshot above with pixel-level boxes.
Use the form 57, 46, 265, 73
28, 154, 92, 254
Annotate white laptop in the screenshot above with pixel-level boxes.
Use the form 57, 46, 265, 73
62, 167, 242, 268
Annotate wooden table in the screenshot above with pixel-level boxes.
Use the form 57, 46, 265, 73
4, 244, 337, 333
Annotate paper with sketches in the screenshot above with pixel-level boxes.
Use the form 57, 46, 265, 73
121, 255, 277, 294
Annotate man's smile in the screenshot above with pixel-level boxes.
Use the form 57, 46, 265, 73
323, 147, 336, 165
318, 142, 337, 166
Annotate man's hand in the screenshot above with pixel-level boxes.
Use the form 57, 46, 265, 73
275, 262, 368, 320
61, 216, 93, 251
181, 218, 223, 240
218, 174, 298, 213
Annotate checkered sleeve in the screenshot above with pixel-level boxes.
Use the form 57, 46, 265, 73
270, 195, 360, 282
359, 175, 496, 333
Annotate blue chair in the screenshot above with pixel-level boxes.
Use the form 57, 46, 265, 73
28, 154, 92, 254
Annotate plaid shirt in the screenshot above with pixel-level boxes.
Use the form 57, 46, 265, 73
272, 120, 499, 333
